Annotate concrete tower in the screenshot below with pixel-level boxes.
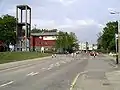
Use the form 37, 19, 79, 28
16, 5, 31, 51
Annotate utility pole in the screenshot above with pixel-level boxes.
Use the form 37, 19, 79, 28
110, 10, 120, 64
116, 20, 120, 64
115, 33, 119, 64
86, 42, 88, 53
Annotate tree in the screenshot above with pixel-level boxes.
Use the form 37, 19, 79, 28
55, 31, 79, 53
97, 21, 117, 52
0, 14, 16, 45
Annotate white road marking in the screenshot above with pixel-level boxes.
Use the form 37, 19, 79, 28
0, 81, 14, 87
55, 62, 60, 66
60, 61, 64, 64
109, 63, 118, 68
26, 72, 34, 76
70, 71, 88, 90
42, 68, 46, 70
70, 73, 80, 90
61, 61, 66, 64
31, 72, 39, 76
47, 67, 52, 70
47, 64, 55, 70
49, 64, 54, 68
26, 72, 39, 76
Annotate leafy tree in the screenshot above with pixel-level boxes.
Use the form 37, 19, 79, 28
55, 31, 79, 53
97, 21, 117, 52
0, 14, 16, 45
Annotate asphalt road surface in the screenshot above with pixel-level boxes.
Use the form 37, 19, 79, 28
0, 53, 111, 90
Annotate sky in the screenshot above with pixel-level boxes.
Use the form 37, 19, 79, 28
0, 0, 120, 44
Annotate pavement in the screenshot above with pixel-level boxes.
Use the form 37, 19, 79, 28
72, 54, 120, 90
0, 53, 119, 90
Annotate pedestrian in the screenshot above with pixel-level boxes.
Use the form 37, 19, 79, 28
54, 54, 56, 57
93, 52, 96, 58
71, 53, 73, 57
74, 52, 76, 57
52, 54, 54, 58
52, 54, 56, 58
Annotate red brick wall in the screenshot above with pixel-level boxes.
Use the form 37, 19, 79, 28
30, 36, 56, 47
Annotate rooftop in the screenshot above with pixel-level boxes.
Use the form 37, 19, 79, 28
17, 5, 31, 10
31, 32, 58, 36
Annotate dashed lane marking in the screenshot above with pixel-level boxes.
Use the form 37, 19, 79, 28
31, 72, 39, 76
26, 72, 34, 76
42, 68, 46, 70
26, 72, 39, 76
55, 62, 60, 67
47, 67, 52, 70
0, 81, 14, 88
61, 61, 66, 64
49, 64, 54, 67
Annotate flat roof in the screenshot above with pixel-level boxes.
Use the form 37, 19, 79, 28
17, 23, 30, 26
31, 32, 58, 36
17, 5, 31, 10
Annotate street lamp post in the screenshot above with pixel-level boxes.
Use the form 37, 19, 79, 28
110, 10, 120, 64
115, 34, 119, 64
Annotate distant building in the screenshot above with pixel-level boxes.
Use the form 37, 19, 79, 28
30, 31, 58, 51
79, 42, 97, 51
88, 44, 93, 51
79, 42, 87, 51
93, 44, 98, 50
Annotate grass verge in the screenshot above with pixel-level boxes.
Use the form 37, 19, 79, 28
0, 52, 51, 64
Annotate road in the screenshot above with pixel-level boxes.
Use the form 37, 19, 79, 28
0, 53, 113, 90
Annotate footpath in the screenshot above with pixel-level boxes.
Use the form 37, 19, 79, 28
72, 54, 120, 90
0, 56, 51, 71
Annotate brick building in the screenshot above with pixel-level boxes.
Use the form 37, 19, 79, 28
30, 31, 58, 51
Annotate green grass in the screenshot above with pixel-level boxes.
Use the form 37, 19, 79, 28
0, 52, 51, 64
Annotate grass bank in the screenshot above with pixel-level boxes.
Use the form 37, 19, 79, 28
0, 52, 51, 64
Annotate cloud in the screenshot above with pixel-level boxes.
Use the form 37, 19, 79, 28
50, 0, 76, 6
32, 19, 57, 29
60, 18, 103, 30
6, 7, 15, 15
98, 24, 105, 28
59, 0, 76, 5
32, 18, 103, 31
108, 8, 115, 11
0, 0, 5, 15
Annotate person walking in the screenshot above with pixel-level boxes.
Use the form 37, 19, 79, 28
93, 51, 96, 58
